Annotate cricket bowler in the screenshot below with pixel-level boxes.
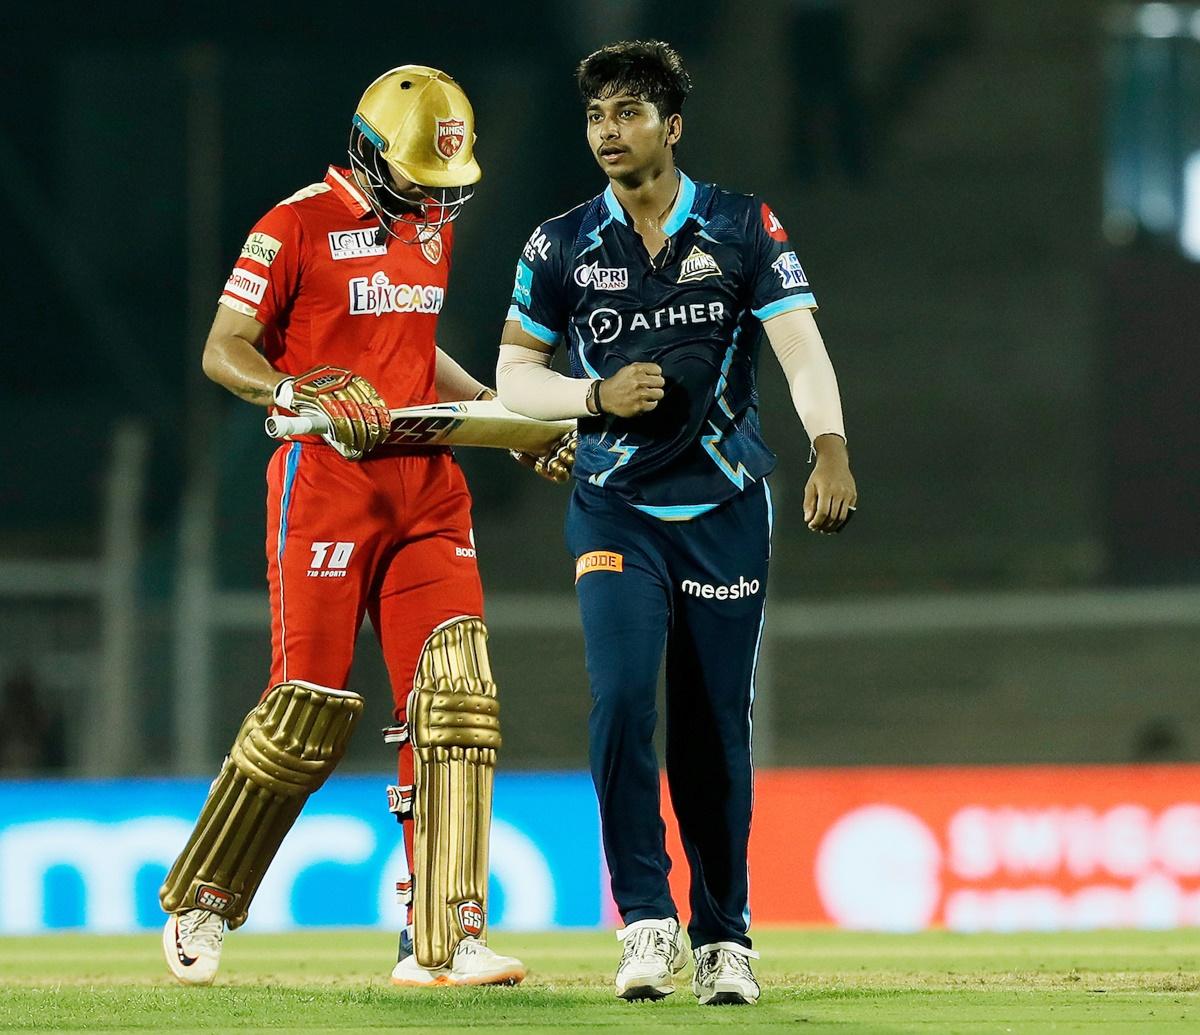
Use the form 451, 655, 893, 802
160, 66, 559, 988
497, 41, 857, 1004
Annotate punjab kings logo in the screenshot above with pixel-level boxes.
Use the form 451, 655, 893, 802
420, 232, 443, 265
435, 118, 466, 159
457, 900, 485, 937
677, 245, 722, 284
575, 551, 624, 582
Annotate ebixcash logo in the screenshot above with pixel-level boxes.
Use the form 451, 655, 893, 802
348, 273, 445, 317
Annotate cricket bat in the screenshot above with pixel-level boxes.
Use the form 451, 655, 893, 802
265, 400, 575, 454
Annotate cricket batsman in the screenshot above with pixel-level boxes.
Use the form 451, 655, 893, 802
496, 41, 858, 1004
160, 66, 561, 988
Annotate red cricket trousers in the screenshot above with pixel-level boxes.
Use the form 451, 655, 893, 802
264, 441, 484, 714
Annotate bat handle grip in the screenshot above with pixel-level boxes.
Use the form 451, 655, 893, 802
264, 412, 331, 439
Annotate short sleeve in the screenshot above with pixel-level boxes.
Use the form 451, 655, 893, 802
506, 224, 568, 347
218, 205, 304, 327
746, 201, 818, 321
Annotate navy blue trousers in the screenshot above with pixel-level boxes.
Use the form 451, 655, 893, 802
565, 480, 772, 949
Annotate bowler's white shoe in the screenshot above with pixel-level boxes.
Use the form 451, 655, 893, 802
692, 941, 760, 1005
390, 937, 526, 987
163, 909, 225, 986
614, 917, 689, 1000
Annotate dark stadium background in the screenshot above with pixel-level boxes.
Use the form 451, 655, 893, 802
1, 0, 1195, 781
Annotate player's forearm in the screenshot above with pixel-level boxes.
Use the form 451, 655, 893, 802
496, 343, 594, 420
435, 346, 489, 402
763, 309, 846, 444
202, 335, 286, 407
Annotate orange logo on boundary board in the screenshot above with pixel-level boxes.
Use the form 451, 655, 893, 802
575, 551, 624, 582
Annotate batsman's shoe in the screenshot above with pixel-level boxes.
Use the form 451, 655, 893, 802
163, 909, 225, 986
391, 938, 526, 987
614, 917, 689, 1001
692, 942, 760, 1005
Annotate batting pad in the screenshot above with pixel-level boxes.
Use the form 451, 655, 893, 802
409, 617, 501, 968
159, 680, 363, 928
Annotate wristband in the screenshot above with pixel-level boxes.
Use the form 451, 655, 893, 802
587, 379, 605, 416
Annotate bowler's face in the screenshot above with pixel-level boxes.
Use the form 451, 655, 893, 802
586, 95, 672, 178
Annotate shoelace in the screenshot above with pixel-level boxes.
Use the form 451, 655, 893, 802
622, 926, 673, 965
699, 949, 756, 983
178, 910, 223, 954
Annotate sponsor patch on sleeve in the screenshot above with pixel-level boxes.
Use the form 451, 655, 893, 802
575, 550, 624, 582
223, 268, 268, 305
771, 250, 809, 290
240, 232, 283, 267
761, 202, 788, 242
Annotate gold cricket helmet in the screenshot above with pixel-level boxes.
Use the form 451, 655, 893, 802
348, 66, 480, 241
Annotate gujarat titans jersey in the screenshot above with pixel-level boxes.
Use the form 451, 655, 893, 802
508, 171, 817, 519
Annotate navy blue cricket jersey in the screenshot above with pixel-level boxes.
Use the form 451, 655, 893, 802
508, 171, 817, 520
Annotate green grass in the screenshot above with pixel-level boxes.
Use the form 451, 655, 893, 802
2, 928, 1200, 1033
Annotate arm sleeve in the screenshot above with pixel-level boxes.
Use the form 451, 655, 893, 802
496, 343, 593, 420
218, 205, 304, 328
746, 200, 819, 322
505, 225, 569, 347
763, 306, 846, 444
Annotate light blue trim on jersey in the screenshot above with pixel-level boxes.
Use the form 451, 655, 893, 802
588, 435, 638, 487
278, 442, 302, 553
602, 185, 628, 225
701, 421, 755, 489
571, 324, 602, 379
632, 501, 720, 521
712, 331, 740, 420
743, 476, 773, 933
751, 293, 818, 321
506, 305, 560, 346
662, 171, 697, 237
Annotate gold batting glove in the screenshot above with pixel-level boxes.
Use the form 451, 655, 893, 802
274, 366, 390, 461
509, 429, 577, 484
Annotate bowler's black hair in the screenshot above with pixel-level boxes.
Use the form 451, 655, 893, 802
576, 40, 692, 120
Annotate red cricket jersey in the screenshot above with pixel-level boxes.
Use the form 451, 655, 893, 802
218, 165, 452, 409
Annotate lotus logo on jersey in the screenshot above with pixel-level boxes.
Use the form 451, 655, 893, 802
677, 245, 722, 284
348, 273, 446, 317
457, 900, 485, 937
436, 118, 467, 159
574, 262, 629, 291
329, 228, 388, 260
681, 575, 761, 601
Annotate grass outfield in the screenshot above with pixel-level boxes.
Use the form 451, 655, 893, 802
1, 929, 1199, 1033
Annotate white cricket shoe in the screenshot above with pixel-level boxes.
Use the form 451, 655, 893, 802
614, 917, 689, 1001
692, 941, 760, 1005
390, 937, 526, 987
163, 909, 225, 986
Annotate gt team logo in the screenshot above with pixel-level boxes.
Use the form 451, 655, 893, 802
761, 202, 788, 242
772, 251, 809, 290
308, 541, 355, 578
575, 551, 624, 582
224, 269, 268, 305
329, 228, 388, 260
574, 262, 628, 291
348, 273, 446, 316
457, 900, 485, 937
681, 575, 761, 601
240, 232, 282, 267
436, 118, 466, 159
677, 245, 722, 284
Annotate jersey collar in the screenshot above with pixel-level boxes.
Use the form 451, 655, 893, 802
325, 165, 375, 220
602, 170, 697, 236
